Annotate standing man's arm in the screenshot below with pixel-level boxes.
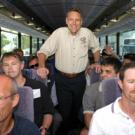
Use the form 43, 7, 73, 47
86, 50, 101, 73
37, 53, 49, 79
93, 50, 100, 63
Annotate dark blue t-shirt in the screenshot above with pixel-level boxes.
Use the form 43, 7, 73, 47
9, 115, 41, 135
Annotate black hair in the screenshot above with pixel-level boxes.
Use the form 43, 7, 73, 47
101, 57, 122, 74
66, 8, 82, 18
1, 51, 23, 63
119, 62, 135, 81
123, 53, 135, 62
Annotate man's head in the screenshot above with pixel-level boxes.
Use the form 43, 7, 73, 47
100, 57, 122, 80
123, 53, 135, 66
118, 62, 135, 103
13, 48, 24, 58
66, 8, 82, 35
0, 74, 19, 122
1, 52, 24, 78
28, 56, 38, 69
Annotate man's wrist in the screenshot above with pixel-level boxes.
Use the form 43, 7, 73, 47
40, 126, 49, 131
94, 61, 100, 64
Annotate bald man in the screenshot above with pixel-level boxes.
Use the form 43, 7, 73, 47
0, 74, 41, 135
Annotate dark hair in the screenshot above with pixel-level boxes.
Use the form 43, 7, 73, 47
1, 52, 23, 63
123, 53, 135, 62
101, 57, 122, 74
119, 62, 135, 81
28, 55, 38, 63
66, 8, 82, 18
13, 48, 23, 54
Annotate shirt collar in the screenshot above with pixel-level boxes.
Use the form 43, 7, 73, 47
111, 97, 130, 119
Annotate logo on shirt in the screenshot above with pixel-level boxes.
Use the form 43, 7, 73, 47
80, 37, 86, 44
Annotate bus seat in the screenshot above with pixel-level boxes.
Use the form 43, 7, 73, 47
14, 86, 34, 122
101, 78, 121, 105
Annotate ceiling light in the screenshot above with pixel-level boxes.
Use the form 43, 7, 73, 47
0, 4, 4, 8
11, 12, 22, 19
36, 27, 41, 30
131, 6, 135, 11
102, 24, 107, 28
95, 28, 100, 32
110, 18, 118, 22
27, 22, 34, 26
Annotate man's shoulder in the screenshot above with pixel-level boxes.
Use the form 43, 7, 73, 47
14, 115, 36, 126
80, 27, 93, 33
11, 115, 40, 135
54, 27, 68, 33
94, 103, 113, 117
86, 82, 100, 92
84, 82, 101, 99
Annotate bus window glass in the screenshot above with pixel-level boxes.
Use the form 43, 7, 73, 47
1, 29, 18, 55
39, 39, 43, 48
108, 34, 116, 53
21, 34, 30, 56
100, 36, 106, 49
120, 30, 135, 56
32, 37, 37, 55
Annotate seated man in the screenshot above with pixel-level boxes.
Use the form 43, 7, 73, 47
28, 55, 39, 70
1, 52, 54, 135
123, 53, 135, 66
0, 74, 40, 135
89, 62, 135, 135
81, 57, 122, 135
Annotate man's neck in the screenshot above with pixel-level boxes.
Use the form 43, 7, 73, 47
16, 74, 26, 87
0, 117, 14, 135
119, 98, 135, 121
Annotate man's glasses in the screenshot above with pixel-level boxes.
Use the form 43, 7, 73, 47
0, 93, 18, 103
29, 63, 38, 69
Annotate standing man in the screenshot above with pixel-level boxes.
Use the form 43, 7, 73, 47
37, 8, 100, 134
89, 62, 135, 135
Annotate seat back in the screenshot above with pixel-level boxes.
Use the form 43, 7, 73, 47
87, 69, 100, 86
101, 78, 121, 105
14, 86, 34, 122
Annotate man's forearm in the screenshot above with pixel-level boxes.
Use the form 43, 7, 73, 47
94, 50, 100, 63
42, 114, 53, 129
84, 113, 93, 129
37, 53, 46, 67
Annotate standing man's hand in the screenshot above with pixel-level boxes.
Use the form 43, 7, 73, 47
37, 67, 49, 79
86, 63, 101, 74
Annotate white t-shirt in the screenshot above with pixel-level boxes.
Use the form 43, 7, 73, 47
89, 97, 135, 135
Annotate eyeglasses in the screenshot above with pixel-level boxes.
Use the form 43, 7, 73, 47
29, 63, 38, 69
0, 93, 18, 103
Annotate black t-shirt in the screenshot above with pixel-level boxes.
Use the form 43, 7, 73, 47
24, 77, 54, 127
9, 115, 41, 135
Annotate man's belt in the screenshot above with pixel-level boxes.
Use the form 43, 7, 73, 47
58, 70, 85, 78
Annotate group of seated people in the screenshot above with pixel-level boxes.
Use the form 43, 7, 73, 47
0, 49, 61, 135
1, 46, 135, 135
80, 47, 135, 135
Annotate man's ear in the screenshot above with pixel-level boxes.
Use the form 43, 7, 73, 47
80, 19, 83, 26
118, 80, 123, 90
21, 61, 24, 70
12, 94, 19, 108
66, 17, 68, 25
